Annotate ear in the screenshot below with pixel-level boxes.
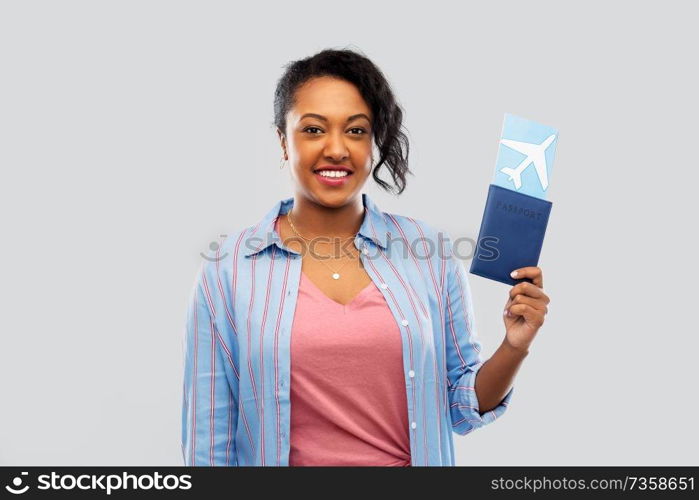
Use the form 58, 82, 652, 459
276, 128, 287, 159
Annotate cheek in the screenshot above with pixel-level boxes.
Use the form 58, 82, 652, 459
351, 141, 372, 159
297, 143, 326, 164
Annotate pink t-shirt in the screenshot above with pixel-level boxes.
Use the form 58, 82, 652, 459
281, 222, 411, 466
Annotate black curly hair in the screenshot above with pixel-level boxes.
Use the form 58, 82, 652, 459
273, 47, 412, 196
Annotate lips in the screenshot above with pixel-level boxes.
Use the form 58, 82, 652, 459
313, 165, 354, 174
313, 169, 353, 186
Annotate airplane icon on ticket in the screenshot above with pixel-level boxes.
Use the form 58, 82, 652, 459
499, 134, 557, 191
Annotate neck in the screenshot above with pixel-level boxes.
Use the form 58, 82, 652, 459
286, 195, 364, 240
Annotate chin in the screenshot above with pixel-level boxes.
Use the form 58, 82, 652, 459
307, 189, 356, 207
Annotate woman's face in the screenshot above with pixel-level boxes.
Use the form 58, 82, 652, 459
278, 76, 374, 208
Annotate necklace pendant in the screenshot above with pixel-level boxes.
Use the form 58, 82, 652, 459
332, 273, 340, 280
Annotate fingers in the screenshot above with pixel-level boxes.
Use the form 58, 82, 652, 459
508, 281, 549, 302
507, 294, 548, 314
511, 266, 544, 288
508, 303, 546, 327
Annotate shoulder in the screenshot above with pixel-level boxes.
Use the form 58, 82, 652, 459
381, 211, 462, 281
191, 223, 262, 317
381, 211, 451, 247
196, 224, 259, 281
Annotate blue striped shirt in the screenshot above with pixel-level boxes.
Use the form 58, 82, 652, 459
181, 192, 513, 466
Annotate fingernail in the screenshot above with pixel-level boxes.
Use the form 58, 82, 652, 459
510, 270, 518, 278
503, 309, 508, 316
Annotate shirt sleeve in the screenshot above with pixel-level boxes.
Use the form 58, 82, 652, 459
442, 232, 514, 436
181, 264, 239, 465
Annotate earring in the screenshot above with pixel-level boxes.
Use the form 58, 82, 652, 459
279, 156, 287, 169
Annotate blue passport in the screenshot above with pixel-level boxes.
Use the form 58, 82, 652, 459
469, 184, 552, 286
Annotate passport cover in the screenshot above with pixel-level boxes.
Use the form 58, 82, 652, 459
470, 184, 552, 286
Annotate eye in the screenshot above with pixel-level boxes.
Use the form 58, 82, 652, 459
303, 126, 323, 134
348, 127, 367, 135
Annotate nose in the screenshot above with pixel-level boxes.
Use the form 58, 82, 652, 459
323, 129, 350, 161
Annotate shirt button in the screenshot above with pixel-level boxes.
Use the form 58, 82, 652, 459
363, 248, 369, 255
280, 379, 286, 388
380, 283, 388, 289
408, 370, 415, 378
411, 422, 417, 429
401, 319, 409, 326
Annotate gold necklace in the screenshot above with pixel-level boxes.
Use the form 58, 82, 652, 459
286, 208, 359, 280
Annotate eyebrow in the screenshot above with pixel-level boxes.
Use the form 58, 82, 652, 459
299, 113, 371, 123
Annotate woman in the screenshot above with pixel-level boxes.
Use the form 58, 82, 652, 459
182, 48, 550, 466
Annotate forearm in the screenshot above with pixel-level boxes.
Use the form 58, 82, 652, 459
474, 338, 529, 413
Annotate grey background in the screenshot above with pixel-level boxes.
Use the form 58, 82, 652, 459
1, 1, 696, 466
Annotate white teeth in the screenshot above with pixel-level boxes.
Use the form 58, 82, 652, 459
318, 170, 348, 178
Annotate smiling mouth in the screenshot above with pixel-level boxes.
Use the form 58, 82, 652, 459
313, 169, 353, 186
314, 171, 353, 178
313, 166, 354, 175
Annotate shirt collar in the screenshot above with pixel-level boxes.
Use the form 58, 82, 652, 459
242, 192, 390, 258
